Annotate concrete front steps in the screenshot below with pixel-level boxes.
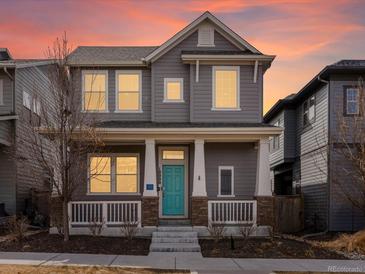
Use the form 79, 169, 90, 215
150, 226, 201, 252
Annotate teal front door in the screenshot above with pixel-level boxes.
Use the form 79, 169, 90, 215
162, 165, 185, 216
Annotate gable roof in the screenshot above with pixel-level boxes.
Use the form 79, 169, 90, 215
263, 59, 365, 122
68, 11, 270, 66
144, 11, 261, 62
67, 46, 158, 66
0, 48, 12, 61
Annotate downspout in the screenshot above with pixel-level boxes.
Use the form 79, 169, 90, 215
304, 75, 331, 238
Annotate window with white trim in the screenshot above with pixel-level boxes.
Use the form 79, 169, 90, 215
346, 87, 359, 115
32, 97, 41, 115
23, 90, 31, 110
271, 120, 280, 151
213, 66, 240, 110
164, 78, 184, 102
89, 154, 139, 194
218, 166, 234, 196
116, 71, 141, 111
303, 95, 315, 126
0, 79, 3, 105
82, 71, 107, 111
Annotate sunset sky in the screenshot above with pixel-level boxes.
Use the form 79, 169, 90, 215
1, 0, 364, 113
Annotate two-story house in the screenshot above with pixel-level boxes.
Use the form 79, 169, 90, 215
65, 12, 281, 236
264, 60, 365, 232
0, 48, 55, 216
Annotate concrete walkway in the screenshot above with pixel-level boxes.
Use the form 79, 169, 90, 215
0, 251, 364, 273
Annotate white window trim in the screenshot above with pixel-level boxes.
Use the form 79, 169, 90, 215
163, 78, 184, 103
346, 88, 360, 115
303, 95, 316, 126
23, 89, 31, 110
115, 70, 143, 113
81, 70, 109, 113
87, 153, 140, 195
211, 66, 241, 111
0, 79, 3, 105
197, 26, 215, 47
218, 166, 235, 197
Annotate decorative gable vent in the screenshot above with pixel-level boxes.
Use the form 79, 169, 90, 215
198, 25, 215, 47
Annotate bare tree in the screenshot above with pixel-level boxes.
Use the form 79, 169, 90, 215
26, 33, 105, 241
334, 77, 365, 214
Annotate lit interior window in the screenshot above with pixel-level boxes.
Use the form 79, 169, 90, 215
118, 73, 140, 111
83, 73, 107, 111
214, 68, 238, 109
165, 79, 183, 101
89, 157, 111, 193
162, 150, 185, 160
116, 156, 138, 193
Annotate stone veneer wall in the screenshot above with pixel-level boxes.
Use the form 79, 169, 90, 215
191, 197, 208, 226
142, 197, 159, 226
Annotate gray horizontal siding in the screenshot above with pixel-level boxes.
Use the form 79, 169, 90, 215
0, 71, 13, 115
152, 29, 241, 122
302, 183, 328, 230
72, 68, 152, 122
269, 111, 284, 166
205, 142, 257, 199
0, 146, 16, 214
191, 64, 262, 123
0, 120, 13, 145
284, 109, 296, 159
15, 66, 55, 213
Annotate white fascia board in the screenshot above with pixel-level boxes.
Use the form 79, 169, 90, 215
181, 54, 276, 62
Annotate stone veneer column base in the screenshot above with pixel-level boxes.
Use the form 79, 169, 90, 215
256, 196, 275, 229
142, 197, 159, 226
191, 197, 208, 226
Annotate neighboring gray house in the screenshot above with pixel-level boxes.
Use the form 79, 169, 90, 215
264, 60, 365, 231
0, 48, 55, 216
65, 11, 281, 236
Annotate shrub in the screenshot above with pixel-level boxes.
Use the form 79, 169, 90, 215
239, 224, 257, 240
7, 215, 29, 242
207, 222, 226, 242
322, 230, 365, 254
120, 221, 139, 241
88, 217, 105, 237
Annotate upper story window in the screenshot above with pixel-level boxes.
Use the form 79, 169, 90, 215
303, 95, 315, 126
23, 90, 31, 110
82, 71, 108, 112
164, 78, 184, 102
345, 87, 359, 115
198, 25, 214, 47
218, 166, 234, 197
271, 120, 280, 151
116, 71, 142, 112
89, 154, 139, 194
0, 79, 3, 105
32, 97, 41, 116
212, 66, 240, 110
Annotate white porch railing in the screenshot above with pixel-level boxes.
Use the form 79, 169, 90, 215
208, 200, 257, 224
68, 201, 141, 227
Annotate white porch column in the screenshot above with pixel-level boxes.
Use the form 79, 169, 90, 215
143, 139, 157, 197
255, 138, 272, 196
192, 139, 207, 197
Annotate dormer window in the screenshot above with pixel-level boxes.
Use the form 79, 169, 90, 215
198, 26, 214, 47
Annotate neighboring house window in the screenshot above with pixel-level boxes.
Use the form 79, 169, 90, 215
32, 98, 41, 115
303, 95, 315, 126
116, 156, 138, 193
23, 90, 31, 110
82, 71, 108, 111
218, 166, 234, 196
271, 120, 280, 151
0, 79, 3, 105
89, 154, 139, 194
198, 26, 214, 47
164, 78, 184, 102
346, 87, 359, 115
89, 157, 111, 193
212, 66, 240, 110
116, 70, 142, 111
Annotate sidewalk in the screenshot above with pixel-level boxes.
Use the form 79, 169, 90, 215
0, 251, 364, 273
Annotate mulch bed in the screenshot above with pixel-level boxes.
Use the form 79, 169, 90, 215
0, 232, 150, 255
200, 237, 347, 259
